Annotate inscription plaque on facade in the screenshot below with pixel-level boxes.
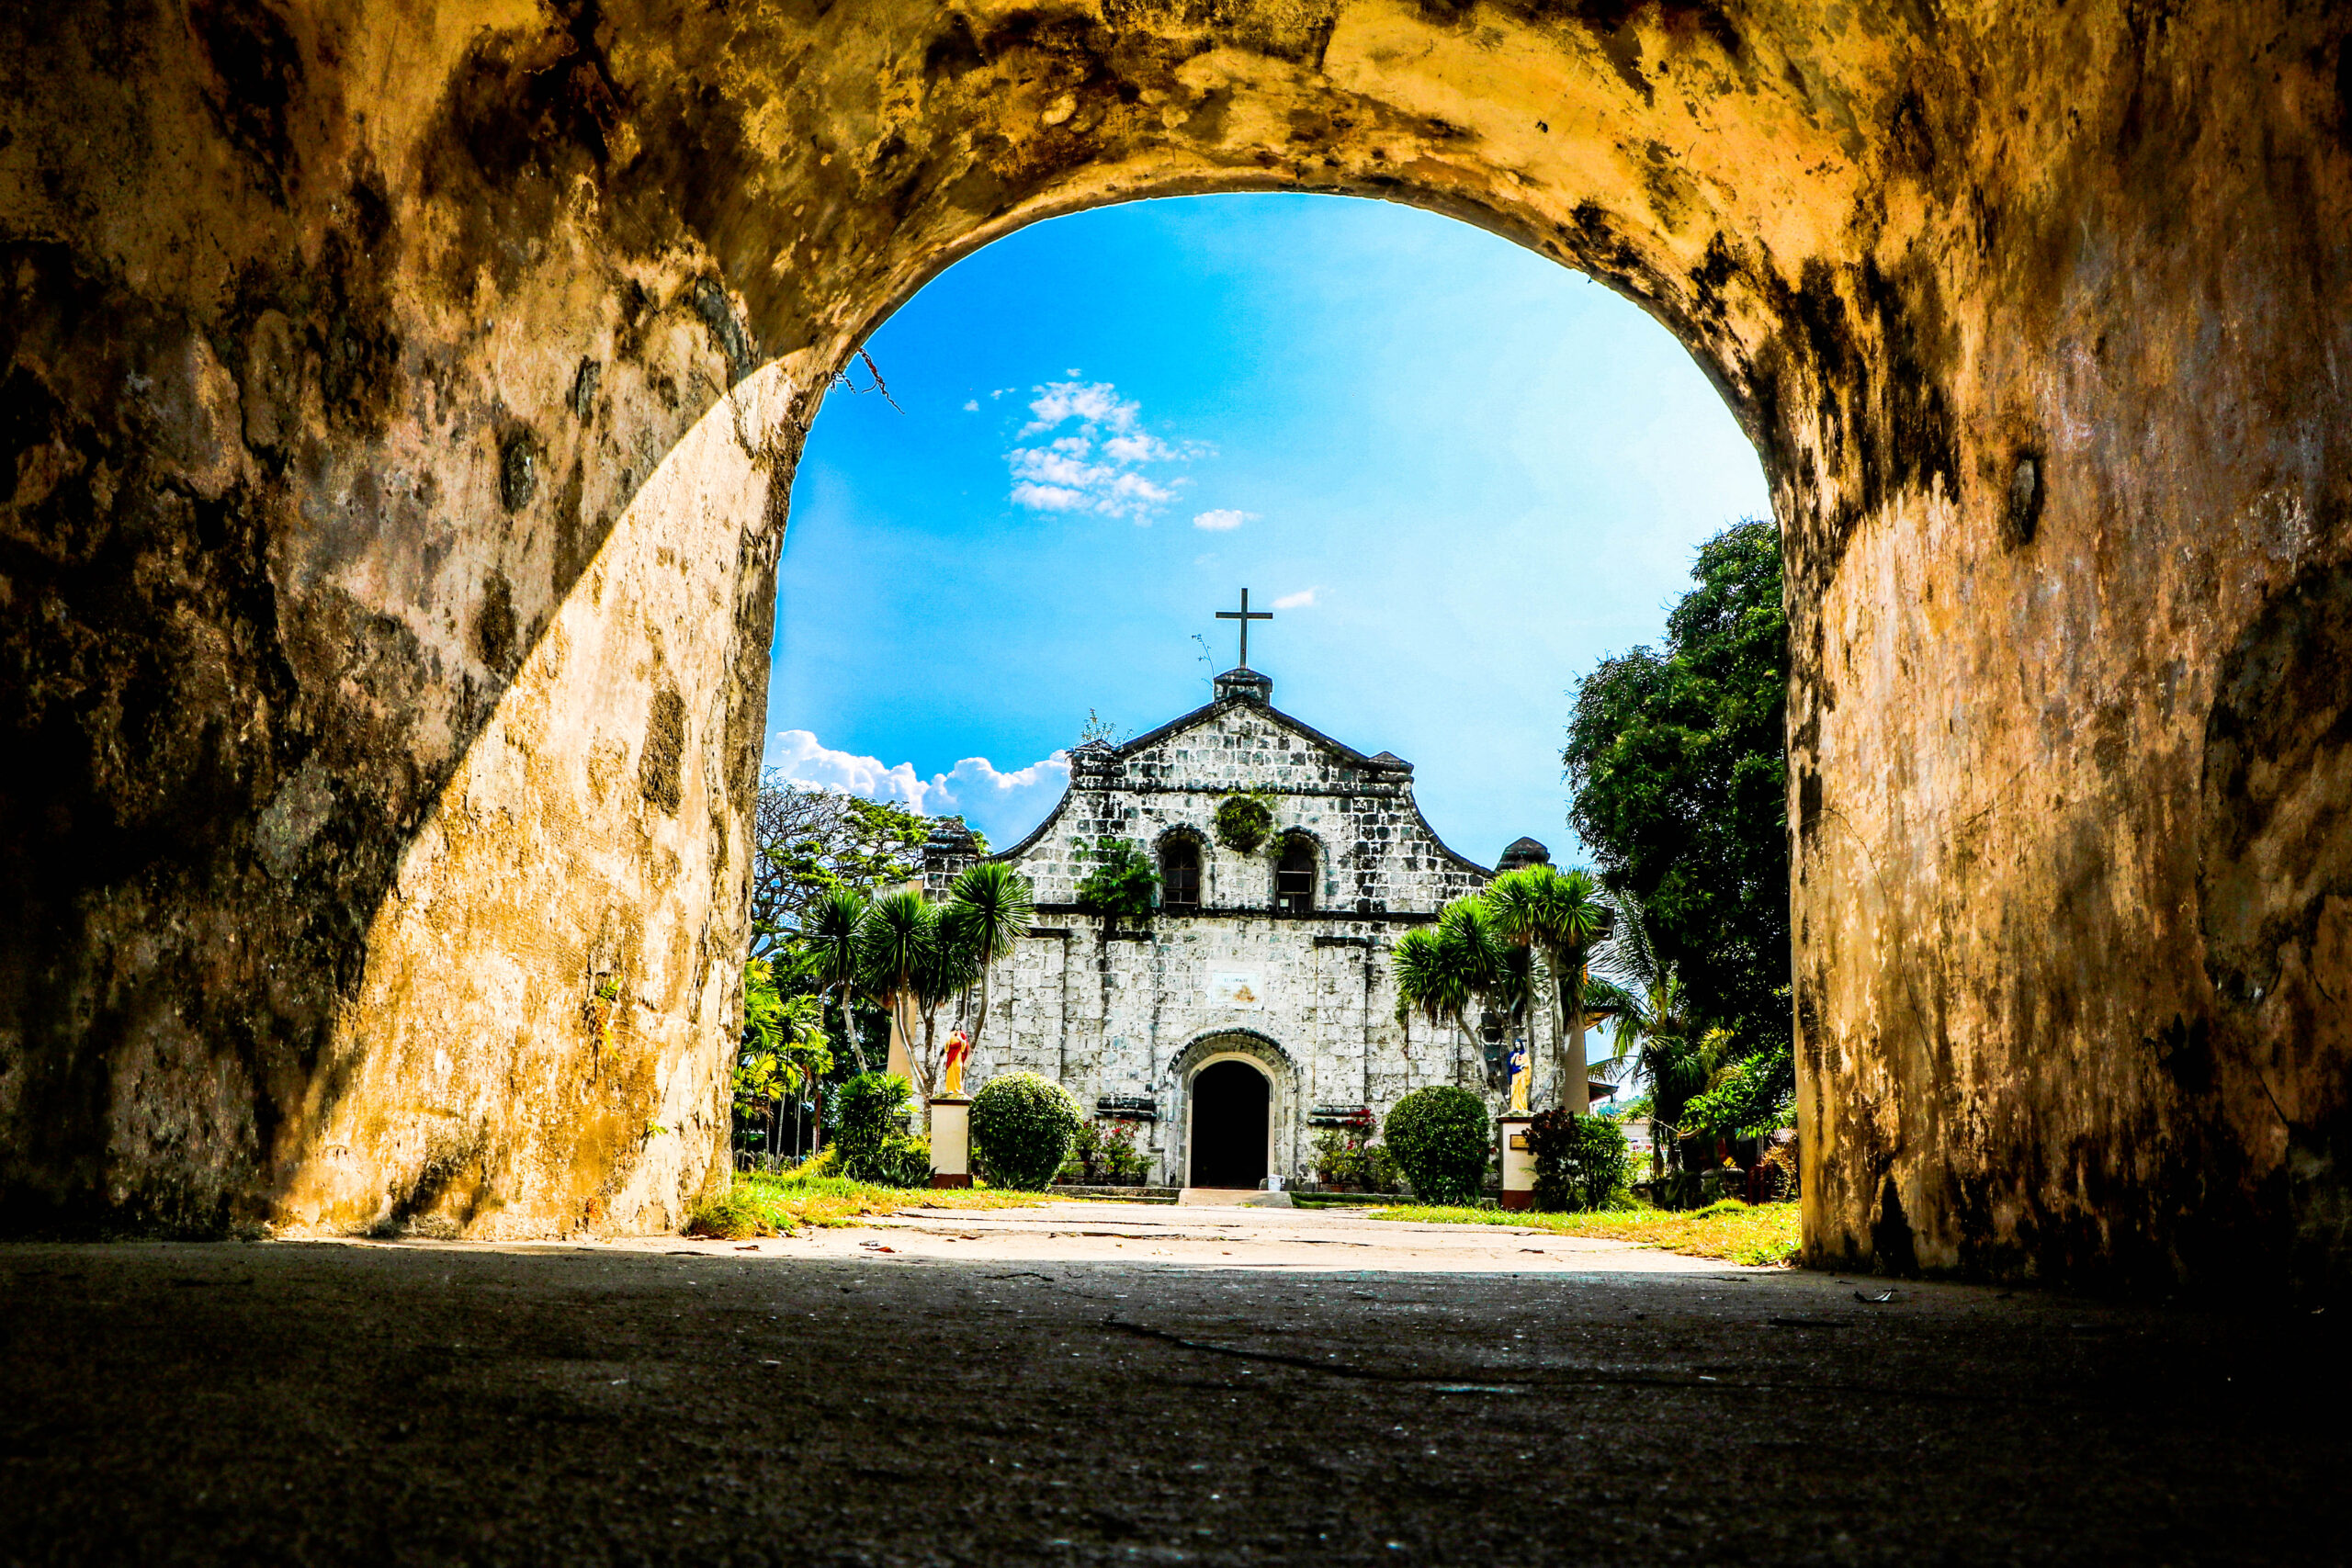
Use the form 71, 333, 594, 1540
1208, 969, 1266, 1010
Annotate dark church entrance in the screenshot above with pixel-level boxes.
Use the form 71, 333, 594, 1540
1188, 1060, 1271, 1189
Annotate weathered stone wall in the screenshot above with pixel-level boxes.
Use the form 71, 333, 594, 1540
973, 677, 1527, 1183
6, 0, 2349, 1285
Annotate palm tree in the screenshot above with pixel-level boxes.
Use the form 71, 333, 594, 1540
1593, 895, 1719, 1176
908, 909, 980, 1100
944, 861, 1035, 1068
1394, 898, 1516, 1087
797, 886, 872, 1073
855, 887, 935, 1089
1485, 863, 1615, 1107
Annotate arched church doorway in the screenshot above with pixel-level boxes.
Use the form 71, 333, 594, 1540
1187, 1059, 1272, 1190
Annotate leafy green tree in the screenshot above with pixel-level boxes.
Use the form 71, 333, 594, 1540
749, 775, 929, 957
856, 887, 936, 1089
1073, 837, 1159, 920
733, 961, 830, 1159
1564, 518, 1788, 1051
1591, 896, 1727, 1177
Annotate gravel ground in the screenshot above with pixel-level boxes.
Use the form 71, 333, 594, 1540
1, 1201, 2343, 1565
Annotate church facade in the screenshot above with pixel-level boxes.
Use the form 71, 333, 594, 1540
922, 666, 1569, 1190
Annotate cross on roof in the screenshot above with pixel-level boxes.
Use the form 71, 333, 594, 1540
1216, 587, 1273, 669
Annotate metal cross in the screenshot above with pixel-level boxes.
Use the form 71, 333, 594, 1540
1216, 588, 1273, 669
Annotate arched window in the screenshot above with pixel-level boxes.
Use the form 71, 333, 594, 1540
1275, 837, 1315, 914
1159, 838, 1201, 910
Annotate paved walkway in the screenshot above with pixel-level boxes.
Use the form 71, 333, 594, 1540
660, 1197, 1735, 1275
2, 1205, 2345, 1563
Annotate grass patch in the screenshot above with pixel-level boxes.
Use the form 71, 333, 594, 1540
684, 1170, 1057, 1237
1375, 1198, 1802, 1267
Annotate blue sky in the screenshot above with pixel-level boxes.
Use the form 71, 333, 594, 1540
763, 194, 1769, 866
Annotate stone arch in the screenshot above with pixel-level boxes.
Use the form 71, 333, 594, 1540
10, 3, 2352, 1290
1167, 1030, 1301, 1188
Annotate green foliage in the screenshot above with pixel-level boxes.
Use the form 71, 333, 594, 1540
970, 1071, 1085, 1190
749, 775, 930, 958
1073, 837, 1159, 920
1565, 518, 1788, 1050
1525, 1110, 1632, 1212
1213, 794, 1274, 854
1383, 1086, 1491, 1206
1312, 1128, 1400, 1192
828, 1072, 930, 1186
1680, 1042, 1795, 1138
1061, 1119, 1152, 1184
684, 1183, 776, 1240
731, 962, 830, 1121
946, 862, 1035, 966
1485, 863, 1613, 1040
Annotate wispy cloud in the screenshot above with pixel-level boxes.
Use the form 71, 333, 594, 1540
1006, 379, 1199, 523
767, 729, 1070, 842
1193, 508, 1254, 532
1273, 587, 1318, 609
962, 399, 978, 412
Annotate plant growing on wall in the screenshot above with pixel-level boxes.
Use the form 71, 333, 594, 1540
1073, 837, 1159, 920
1213, 793, 1274, 853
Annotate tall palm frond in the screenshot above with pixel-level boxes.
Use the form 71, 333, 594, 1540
944, 863, 1035, 1072
797, 886, 871, 1072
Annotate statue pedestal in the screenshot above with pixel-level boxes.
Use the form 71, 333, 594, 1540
930, 1097, 972, 1189
1498, 1113, 1536, 1212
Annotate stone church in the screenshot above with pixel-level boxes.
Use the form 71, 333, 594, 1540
923, 662, 1575, 1190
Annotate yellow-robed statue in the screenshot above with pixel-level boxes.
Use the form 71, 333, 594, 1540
940, 1030, 971, 1098
1507, 1036, 1531, 1113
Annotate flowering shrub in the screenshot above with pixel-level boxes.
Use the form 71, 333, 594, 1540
1061, 1119, 1153, 1184
1312, 1125, 1399, 1191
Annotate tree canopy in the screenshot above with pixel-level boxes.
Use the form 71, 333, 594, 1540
1564, 517, 1789, 1053
748, 774, 930, 957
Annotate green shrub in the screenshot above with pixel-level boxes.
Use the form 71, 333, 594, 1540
684, 1183, 773, 1240
1073, 838, 1159, 920
1383, 1087, 1490, 1205
971, 1071, 1084, 1190
1681, 1043, 1796, 1138
1213, 794, 1273, 853
1525, 1110, 1632, 1212
830, 1072, 932, 1185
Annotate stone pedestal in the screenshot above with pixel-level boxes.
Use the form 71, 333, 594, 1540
1498, 1114, 1536, 1213
929, 1098, 972, 1190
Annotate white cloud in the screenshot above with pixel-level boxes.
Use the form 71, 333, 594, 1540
1273, 587, 1318, 609
1005, 378, 1195, 523
962, 399, 978, 412
1193, 508, 1254, 532
767, 729, 1071, 843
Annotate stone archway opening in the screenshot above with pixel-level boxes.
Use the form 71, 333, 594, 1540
1187, 1057, 1274, 1190
13, 3, 2351, 1290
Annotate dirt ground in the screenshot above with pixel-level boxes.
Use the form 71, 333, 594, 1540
2, 1200, 2344, 1564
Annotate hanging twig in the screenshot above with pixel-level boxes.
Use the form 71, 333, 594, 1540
831, 347, 903, 412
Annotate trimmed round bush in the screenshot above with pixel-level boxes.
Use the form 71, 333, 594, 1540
970, 1071, 1084, 1190
1383, 1086, 1491, 1206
